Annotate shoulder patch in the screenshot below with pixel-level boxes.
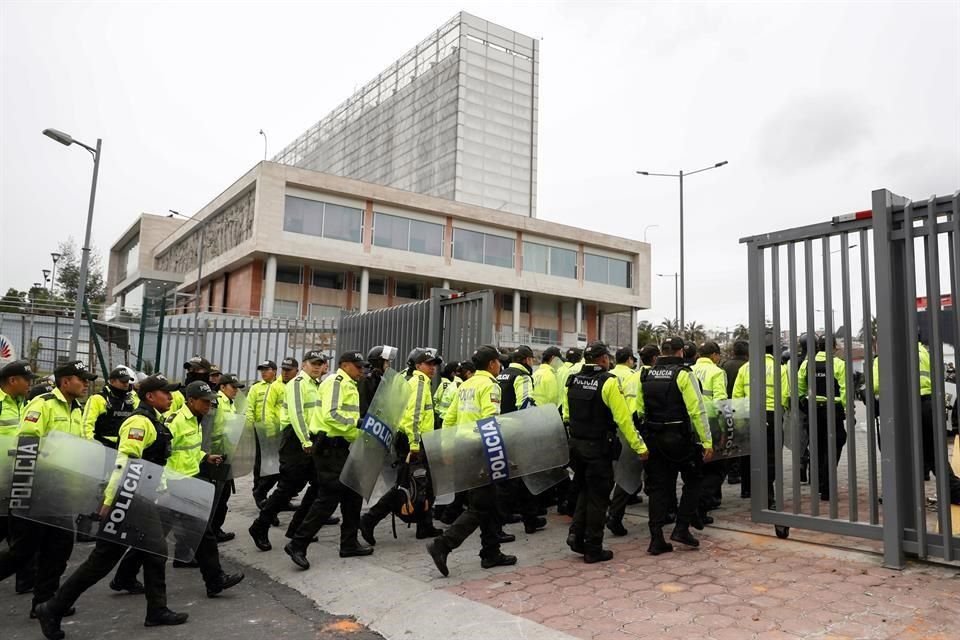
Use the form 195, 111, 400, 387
24, 411, 40, 423
128, 428, 145, 441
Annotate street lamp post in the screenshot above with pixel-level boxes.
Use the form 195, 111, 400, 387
643, 224, 659, 242
42, 269, 51, 291
50, 252, 61, 297
656, 272, 680, 330
637, 160, 728, 330
43, 128, 101, 361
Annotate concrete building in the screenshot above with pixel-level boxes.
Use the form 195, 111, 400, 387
273, 11, 539, 218
106, 162, 650, 349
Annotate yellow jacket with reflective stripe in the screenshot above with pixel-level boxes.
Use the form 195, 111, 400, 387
505, 362, 535, 411
562, 370, 648, 455
692, 358, 728, 401
287, 370, 322, 448
732, 353, 789, 411
443, 370, 500, 428
82, 389, 139, 443
163, 389, 185, 420
532, 363, 560, 407
104, 408, 163, 503
165, 405, 205, 477
558, 360, 585, 408
399, 369, 434, 451
871, 343, 932, 397
245, 380, 269, 426
211, 390, 237, 454
316, 369, 361, 441
636, 366, 712, 448
798, 351, 847, 408
612, 364, 634, 390
0, 388, 25, 436
20, 388, 85, 438
433, 376, 462, 420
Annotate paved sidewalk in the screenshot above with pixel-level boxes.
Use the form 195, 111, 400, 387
220, 477, 960, 640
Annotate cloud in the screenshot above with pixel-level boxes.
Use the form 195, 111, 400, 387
757, 95, 873, 172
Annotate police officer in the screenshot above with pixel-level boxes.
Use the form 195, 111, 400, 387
606, 347, 641, 538
0, 360, 39, 595
638, 337, 713, 555
797, 336, 847, 501
359, 346, 395, 416
434, 361, 462, 424
562, 342, 648, 562
167, 381, 245, 591
693, 341, 728, 519
208, 373, 245, 541
427, 345, 517, 576
722, 340, 749, 487
732, 334, 788, 505
497, 345, 547, 535
360, 349, 444, 543
82, 367, 137, 447
556, 347, 584, 392
247, 360, 283, 506
285, 351, 370, 569
532, 346, 563, 408
248, 351, 327, 551
0, 361, 96, 618
34, 374, 190, 639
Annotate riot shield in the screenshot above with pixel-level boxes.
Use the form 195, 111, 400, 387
0, 433, 17, 507
254, 421, 282, 477
421, 404, 569, 496
522, 466, 570, 496
210, 413, 255, 479
613, 433, 645, 494
15, 431, 215, 562
340, 369, 411, 501
708, 398, 750, 460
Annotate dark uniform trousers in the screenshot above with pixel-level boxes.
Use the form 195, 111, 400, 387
918, 396, 960, 502
699, 461, 727, 509
810, 404, 847, 499
568, 438, 615, 553
0, 514, 37, 592
645, 445, 703, 530
739, 411, 777, 503
253, 434, 280, 497
607, 483, 633, 523
0, 517, 73, 607
432, 484, 501, 560
291, 438, 362, 550
49, 539, 168, 614
255, 428, 314, 529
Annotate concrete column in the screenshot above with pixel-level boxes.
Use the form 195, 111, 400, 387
631, 308, 639, 355
575, 299, 583, 336
442, 280, 450, 290
262, 254, 277, 317
513, 290, 521, 338
359, 268, 370, 313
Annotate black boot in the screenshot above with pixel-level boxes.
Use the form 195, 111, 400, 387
248, 520, 272, 551
284, 542, 310, 570
584, 548, 614, 564
606, 518, 628, 537
416, 524, 444, 539
496, 530, 516, 544
523, 516, 547, 534
427, 540, 449, 577
647, 528, 674, 555
207, 572, 245, 597
144, 608, 189, 627
481, 553, 517, 569
670, 524, 700, 548
566, 531, 584, 554
109, 578, 146, 594
359, 514, 377, 546
34, 602, 63, 640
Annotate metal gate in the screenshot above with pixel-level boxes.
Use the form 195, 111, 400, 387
742, 188, 959, 568
338, 289, 494, 367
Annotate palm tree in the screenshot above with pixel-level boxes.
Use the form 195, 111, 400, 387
658, 317, 680, 337
733, 324, 749, 341
684, 321, 706, 343
637, 321, 659, 348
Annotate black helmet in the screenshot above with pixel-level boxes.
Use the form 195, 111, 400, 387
815, 334, 827, 352
781, 349, 791, 365
367, 345, 398, 363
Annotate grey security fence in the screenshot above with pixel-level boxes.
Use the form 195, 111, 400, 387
154, 315, 337, 383
338, 288, 494, 368
742, 188, 959, 568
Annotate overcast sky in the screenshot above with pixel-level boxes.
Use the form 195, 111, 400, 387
1, 1, 958, 329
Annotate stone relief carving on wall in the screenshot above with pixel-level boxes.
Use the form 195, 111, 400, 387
155, 189, 255, 273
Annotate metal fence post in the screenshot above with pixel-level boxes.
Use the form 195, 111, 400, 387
746, 240, 767, 521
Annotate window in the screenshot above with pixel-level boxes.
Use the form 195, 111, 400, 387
395, 280, 424, 299
522, 242, 577, 279
373, 213, 444, 256
308, 304, 340, 321
352, 275, 386, 295
585, 254, 632, 288
453, 228, 514, 268
409, 220, 443, 256
502, 294, 529, 313
533, 328, 559, 344
276, 265, 302, 284
283, 196, 361, 242
312, 270, 345, 290
273, 299, 300, 318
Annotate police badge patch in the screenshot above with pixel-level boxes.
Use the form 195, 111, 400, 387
24, 411, 40, 423
128, 428, 145, 441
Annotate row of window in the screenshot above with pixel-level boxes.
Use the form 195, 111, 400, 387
281, 195, 631, 287
274, 265, 424, 299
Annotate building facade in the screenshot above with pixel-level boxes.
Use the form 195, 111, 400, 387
107, 162, 650, 350
273, 12, 539, 218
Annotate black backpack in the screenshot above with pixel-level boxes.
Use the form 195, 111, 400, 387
393, 461, 432, 525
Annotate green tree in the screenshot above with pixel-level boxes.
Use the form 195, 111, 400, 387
733, 324, 750, 341
658, 317, 680, 336
637, 320, 659, 348
55, 238, 106, 307
684, 321, 707, 343
0, 288, 26, 313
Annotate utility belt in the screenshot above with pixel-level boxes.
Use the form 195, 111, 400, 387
640, 420, 697, 462
312, 431, 350, 451
569, 431, 621, 461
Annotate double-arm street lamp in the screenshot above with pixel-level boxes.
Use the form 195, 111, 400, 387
42, 128, 102, 361
636, 161, 728, 330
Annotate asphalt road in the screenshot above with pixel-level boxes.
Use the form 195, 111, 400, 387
4, 541, 384, 640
